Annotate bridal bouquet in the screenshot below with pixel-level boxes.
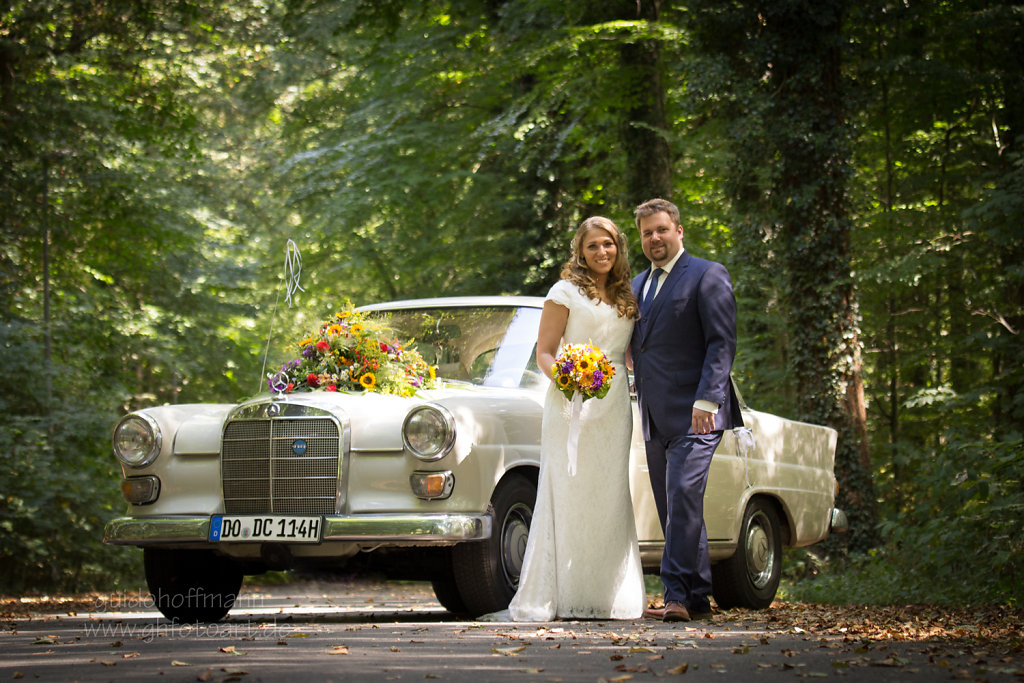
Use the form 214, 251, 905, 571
551, 343, 615, 402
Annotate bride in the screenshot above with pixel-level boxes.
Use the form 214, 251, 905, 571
490, 216, 646, 621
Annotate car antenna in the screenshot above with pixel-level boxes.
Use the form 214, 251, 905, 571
260, 239, 305, 393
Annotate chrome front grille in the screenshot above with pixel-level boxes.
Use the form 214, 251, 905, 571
222, 416, 341, 514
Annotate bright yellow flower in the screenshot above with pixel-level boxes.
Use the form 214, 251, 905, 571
351, 323, 365, 333
299, 337, 315, 347
359, 372, 376, 389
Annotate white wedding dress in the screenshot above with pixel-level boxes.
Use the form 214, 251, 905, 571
504, 279, 646, 621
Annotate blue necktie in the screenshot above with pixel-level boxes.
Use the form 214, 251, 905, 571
641, 268, 663, 316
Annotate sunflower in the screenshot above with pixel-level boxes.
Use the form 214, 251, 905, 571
556, 374, 572, 388
351, 323, 365, 333
359, 372, 376, 389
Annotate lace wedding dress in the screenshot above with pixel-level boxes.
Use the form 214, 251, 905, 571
503, 279, 646, 621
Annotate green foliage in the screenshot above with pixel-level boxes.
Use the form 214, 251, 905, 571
785, 433, 1023, 607
0, 0, 272, 592
0, 410, 143, 592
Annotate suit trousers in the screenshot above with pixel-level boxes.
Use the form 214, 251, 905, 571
645, 420, 721, 606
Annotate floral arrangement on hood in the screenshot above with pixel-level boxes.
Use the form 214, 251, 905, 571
267, 307, 437, 397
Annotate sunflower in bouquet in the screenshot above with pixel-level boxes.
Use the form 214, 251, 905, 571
267, 308, 437, 397
551, 343, 615, 402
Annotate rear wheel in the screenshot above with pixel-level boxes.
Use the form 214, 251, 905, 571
144, 548, 243, 622
711, 498, 782, 609
451, 474, 536, 616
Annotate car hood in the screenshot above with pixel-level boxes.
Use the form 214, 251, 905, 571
167, 383, 508, 455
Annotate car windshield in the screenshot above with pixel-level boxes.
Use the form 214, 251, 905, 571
363, 305, 545, 389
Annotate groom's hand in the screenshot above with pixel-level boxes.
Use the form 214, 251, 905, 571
692, 407, 715, 435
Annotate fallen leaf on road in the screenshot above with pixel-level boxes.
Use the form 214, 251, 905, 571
492, 645, 527, 656
327, 645, 349, 655
666, 663, 689, 674
171, 660, 190, 666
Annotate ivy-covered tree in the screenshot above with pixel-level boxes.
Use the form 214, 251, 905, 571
683, 0, 877, 550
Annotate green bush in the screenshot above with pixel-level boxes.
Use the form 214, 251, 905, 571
0, 411, 143, 593
784, 435, 1023, 607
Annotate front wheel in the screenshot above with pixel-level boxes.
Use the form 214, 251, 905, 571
711, 498, 783, 609
451, 474, 536, 616
144, 548, 243, 622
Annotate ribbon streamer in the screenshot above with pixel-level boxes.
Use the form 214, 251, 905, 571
733, 426, 755, 489
284, 239, 305, 308
567, 392, 584, 476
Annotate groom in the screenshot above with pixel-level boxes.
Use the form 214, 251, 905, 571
629, 198, 743, 622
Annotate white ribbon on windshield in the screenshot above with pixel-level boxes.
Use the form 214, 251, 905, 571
733, 426, 755, 488
567, 392, 584, 476
284, 239, 305, 308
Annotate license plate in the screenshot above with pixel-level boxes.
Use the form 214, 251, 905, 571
209, 515, 323, 543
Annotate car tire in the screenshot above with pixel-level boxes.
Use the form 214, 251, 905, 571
430, 550, 470, 615
451, 473, 536, 617
144, 548, 243, 622
711, 498, 782, 610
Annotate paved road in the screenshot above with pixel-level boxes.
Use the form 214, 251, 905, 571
2, 579, 1020, 682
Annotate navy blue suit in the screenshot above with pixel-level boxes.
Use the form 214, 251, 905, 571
630, 251, 742, 608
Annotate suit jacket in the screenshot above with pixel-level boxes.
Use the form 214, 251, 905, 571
630, 251, 743, 441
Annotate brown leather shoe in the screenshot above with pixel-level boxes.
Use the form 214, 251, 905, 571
662, 601, 690, 622
643, 606, 666, 619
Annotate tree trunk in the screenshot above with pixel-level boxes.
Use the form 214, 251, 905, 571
618, 0, 673, 205
762, 0, 878, 549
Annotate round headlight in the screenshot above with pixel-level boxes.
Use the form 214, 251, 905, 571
402, 404, 455, 461
112, 414, 162, 468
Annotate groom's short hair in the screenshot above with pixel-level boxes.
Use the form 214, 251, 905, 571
634, 198, 680, 230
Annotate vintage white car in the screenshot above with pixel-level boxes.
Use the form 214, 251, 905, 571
104, 296, 847, 622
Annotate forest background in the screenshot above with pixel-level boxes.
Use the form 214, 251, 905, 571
1, 0, 1021, 607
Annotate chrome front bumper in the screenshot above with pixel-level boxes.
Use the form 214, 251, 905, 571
103, 513, 492, 545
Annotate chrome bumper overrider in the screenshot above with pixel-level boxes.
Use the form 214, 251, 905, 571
830, 507, 849, 534
103, 513, 492, 545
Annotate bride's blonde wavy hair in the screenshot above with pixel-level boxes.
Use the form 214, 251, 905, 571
560, 216, 639, 320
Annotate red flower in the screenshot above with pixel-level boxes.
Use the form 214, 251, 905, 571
379, 342, 389, 353
316, 340, 331, 352
325, 384, 337, 392
307, 373, 320, 387
286, 383, 294, 393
